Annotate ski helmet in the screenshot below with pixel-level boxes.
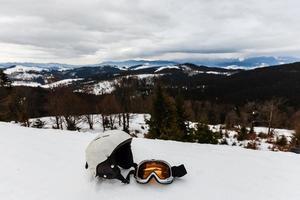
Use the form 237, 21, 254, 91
85, 130, 135, 183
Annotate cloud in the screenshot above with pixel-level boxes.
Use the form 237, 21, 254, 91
0, 0, 300, 64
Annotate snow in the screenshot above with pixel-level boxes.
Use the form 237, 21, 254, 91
42, 78, 83, 88
11, 81, 43, 87
186, 70, 231, 76
128, 74, 161, 79
205, 71, 231, 76
29, 114, 150, 137
207, 124, 295, 151
13, 73, 43, 80
224, 64, 267, 70
254, 127, 294, 138
11, 79, 82, 88
27, 116, 295, 151
92, 80, 116, 95
154, 65, 180, 73
0, 122, 300, 200
4, 65, 48, 74
86, 74, 160, 95
132, 64, 154, 70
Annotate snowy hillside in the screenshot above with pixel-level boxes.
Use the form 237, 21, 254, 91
1, 122, 300, 200
4, 65, 48, 74
1, 62, 241, 89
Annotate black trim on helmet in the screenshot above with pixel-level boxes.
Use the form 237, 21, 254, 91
95, 138, 136, 184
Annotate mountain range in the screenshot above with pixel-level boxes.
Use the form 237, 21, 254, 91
1, 56, 299, 71
1, 57, 300, 106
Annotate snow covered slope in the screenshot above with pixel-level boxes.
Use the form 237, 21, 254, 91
0, 122, 300, 200
4, 65, 48, 74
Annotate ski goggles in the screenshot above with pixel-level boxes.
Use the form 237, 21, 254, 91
135, 160, 187, 184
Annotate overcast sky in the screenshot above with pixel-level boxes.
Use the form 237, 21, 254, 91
0, 0, 300, 64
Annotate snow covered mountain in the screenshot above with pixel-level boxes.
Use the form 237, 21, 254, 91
0, 62, 78, 71
1, 58, 300, 98
185, 56, 300, 69
1, 122, 299, 200
0, 62, 242, 90
100, 60, 178, 69
1, 56, 298, 71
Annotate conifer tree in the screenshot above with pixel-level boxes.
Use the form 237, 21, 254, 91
174, 93, 189, 141
0, 70, 12, 121
0, 70, 11, 88
194, 123, 220, 144
147, 85, 168, 138
147, 85, 177, 140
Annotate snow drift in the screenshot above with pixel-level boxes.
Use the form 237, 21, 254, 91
0, 122, 300, 200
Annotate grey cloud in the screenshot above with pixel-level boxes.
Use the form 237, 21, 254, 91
0, 0, 300, 64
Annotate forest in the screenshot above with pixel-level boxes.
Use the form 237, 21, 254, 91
1, 66, 300, 150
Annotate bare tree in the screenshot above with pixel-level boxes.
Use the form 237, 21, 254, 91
48, 88, 65, 129
47, 87, 84, 131
225, 110, 239, 129
84, 114, 94, 130
8, 88, 37, 127
260, 99, 285, 135
97, 94, 121, 130
114, 77, 137, 133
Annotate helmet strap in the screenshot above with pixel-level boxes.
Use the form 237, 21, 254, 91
116, 173, 129, 184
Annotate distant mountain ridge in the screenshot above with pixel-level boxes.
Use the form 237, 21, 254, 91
1, 56, 298, 71
1, 61, 242, 89
182, 56, 299, 69
2, 61, 300, 106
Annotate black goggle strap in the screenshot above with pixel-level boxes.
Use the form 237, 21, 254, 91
171, 164, 187, 178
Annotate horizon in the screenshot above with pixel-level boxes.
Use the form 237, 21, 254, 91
0, 55, 300, 68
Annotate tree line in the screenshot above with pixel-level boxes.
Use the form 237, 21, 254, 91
1, 69, 300, 147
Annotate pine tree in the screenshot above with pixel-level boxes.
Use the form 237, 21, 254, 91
0, 89, 12, 121
147, 85, 177, 140
147, 85, 167, 138
293, 124, 300, 147
174, 94, 189, 141
0, 70, 12, 121
194, 123, 220, 144
237, 126, 248, 141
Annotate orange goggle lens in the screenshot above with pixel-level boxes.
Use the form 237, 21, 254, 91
137, 161, 171, 180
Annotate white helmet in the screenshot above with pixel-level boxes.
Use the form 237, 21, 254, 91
85, 130, 135, 183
